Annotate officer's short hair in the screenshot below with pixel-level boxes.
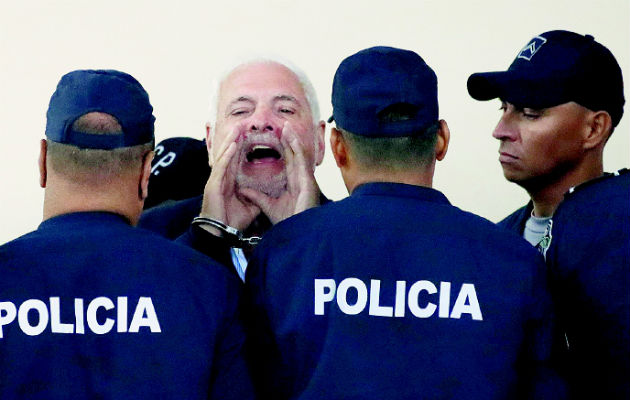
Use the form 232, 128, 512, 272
339, 106, 439, 171
47, 112, 154, 182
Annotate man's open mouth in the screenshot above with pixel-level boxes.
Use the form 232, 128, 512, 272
245, 145, 282, 163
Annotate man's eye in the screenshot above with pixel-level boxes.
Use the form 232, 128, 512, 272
230, 109, 249, 116
279, 108, 295, 114
522, 109, 541, 120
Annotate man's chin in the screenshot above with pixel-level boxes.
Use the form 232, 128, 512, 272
236, 170, 288, 199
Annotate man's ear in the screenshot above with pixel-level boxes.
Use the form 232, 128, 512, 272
314, 121, 326, 166
330, 127, 348, 168
39, 139, 47, 188
583, 111, 613, 150
435, 120, 450, 161
139, 151, 154, 201
205, 122, 214, 165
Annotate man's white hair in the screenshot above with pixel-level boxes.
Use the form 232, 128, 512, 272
207, 55, 321, 129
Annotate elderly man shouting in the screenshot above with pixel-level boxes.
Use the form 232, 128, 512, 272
139, 58, 326, 280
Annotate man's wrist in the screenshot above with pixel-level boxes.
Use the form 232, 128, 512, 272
191, 216, 261, 248
196, 221, 223, 237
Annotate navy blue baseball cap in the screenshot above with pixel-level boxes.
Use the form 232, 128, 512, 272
46, 69, 155, 149
468, 30, 625, 126
329, 46, 438, 137
145, 137, 211, 209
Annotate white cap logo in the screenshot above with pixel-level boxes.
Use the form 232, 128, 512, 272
518, 36, 547, 61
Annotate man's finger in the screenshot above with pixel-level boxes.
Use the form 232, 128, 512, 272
288, 134, 309, 174
281, 133, 295, 182
283, 123, 313, 193
212, 142, 238, 181
215, 127, 241, 162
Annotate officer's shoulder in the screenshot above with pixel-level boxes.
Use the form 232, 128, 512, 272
265, 199, 333, 238
140, 196, 202, 224
452, 203, 539, 251
133, 226, 228, 265
496, 203, 530, 231
0, 229, 41, 256
138, 195, 203, 238
559, 169, 630, 211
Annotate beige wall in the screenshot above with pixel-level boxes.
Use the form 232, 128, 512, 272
1, 0, 628, 243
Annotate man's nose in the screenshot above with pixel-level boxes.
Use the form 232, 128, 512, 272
248, 108, 277, 134
492, 113, 518, 142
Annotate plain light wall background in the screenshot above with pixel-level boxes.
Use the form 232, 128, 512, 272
1, 0, 628, 243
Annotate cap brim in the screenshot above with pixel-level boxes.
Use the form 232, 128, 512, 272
468, 70, 571, 110
467, 71, 512, 101
327, 115, 334, 123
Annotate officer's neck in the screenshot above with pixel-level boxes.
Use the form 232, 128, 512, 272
42, 174, 143, 226
525, 159, 603, 218
344, 166, 435, 195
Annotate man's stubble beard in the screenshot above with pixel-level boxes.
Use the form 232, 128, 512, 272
235, 169, 288, 199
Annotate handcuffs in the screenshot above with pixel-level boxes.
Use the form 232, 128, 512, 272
192, 216, 261, 248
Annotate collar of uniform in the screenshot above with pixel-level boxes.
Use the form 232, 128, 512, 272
38, 211, 132, 231
351, 182, 450, 204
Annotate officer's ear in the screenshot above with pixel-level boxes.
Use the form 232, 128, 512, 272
314, 121, 326, 166
583, 110, 613, 150
435, 120, 450, 162
39, 139, 47, 188
139, 150, 154, 201
330, 127, 348, 168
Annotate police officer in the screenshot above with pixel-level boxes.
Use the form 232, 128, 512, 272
545, 169, 629, 398
467, 30, 625, 248
0, 70, 252, 399
244, 47, 564, 399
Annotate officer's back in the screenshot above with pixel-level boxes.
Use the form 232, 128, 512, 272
244, 47, 563, 399
0, 70, 252, 399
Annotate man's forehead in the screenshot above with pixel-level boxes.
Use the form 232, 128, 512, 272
501, 98, 586, 113
219, 62, 306, 105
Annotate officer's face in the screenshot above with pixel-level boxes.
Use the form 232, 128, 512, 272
491, 101, 590, 190
210, 62, 322, 198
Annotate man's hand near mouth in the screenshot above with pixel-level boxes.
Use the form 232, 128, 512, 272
199, 128, 261, 235
240, 121, 320, 225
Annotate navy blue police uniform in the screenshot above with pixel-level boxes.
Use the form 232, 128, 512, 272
245, 182, 560, 399
244, 46, 564, 399
467, 30, 627, 399
0, 212, 252, 399
545, 169, 630, 399
0, 69, 253, 399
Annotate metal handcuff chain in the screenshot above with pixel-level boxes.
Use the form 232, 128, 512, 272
192, 217, 262, 247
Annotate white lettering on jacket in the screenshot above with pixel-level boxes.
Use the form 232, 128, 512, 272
314, 278, 483, 321
0, 297, 161, 338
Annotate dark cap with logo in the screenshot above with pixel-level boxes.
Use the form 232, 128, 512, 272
467, 30, 625, 126
46, 69, 155, 149
329, 46, 438, 137
145, 137, 211, 209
